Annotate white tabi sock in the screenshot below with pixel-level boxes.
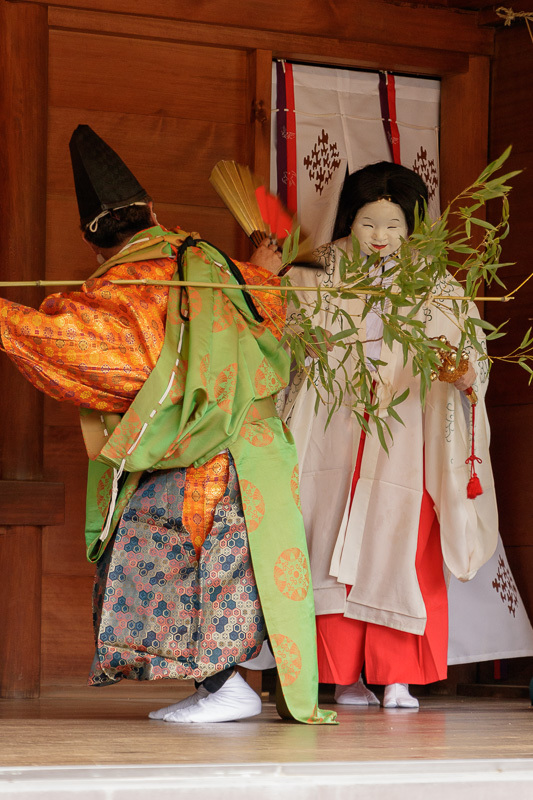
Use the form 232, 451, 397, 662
162, 671, 262, 723
334, 676, 380, 706
383, 683, 419, 709
148, 684, 209, 719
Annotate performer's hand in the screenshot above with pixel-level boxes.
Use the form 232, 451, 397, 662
249, 238, 283, 274
454, 361, 476, 392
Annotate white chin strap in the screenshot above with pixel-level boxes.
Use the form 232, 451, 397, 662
87, 201, 149, 233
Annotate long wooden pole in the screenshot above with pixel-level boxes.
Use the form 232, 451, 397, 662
0, 278, 517, 302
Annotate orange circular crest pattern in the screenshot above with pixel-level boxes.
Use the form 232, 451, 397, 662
166, 301, 181, 328
215, 267, 231, 284
187, 287, 203, 321
270, 634, 302, 686
231, 305, 248, 333
158, 432, 192, 465
214, 363, 238, 413
290, 464, 301, 509
239, 420, 274, 448
274, 548, 310, 601
199, 354, 210, 389
119, 479, 138, 509
255, 358, 281, 396
96, 468, 113, 516
212, 291, 235, 333
239, 480, 265, 532
243, 404, 261, 424
169, 359, 188, 404
174, 287, 202, 324
104, 411, 143, 460
250, 322, 267, 341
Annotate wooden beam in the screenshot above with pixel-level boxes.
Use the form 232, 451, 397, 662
44, 1, 492, 59
47, 9, 469, 76
271, 44, 468, 77
0, 481, 65, 526
45, 7, 473, 76
443, 0, 498, 9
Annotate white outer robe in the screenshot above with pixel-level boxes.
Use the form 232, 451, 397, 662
284, 240, 498, 636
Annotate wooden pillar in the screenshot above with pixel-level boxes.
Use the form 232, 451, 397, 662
440, 53, 491, 326
247, 49, 273, 184
440, 55, 490, 207
0, 0, 49, 698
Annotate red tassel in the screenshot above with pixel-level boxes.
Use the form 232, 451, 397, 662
465, 400, 483, 498
467, 474, 483, 499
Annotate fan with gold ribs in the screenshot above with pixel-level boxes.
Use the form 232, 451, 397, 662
209, 160, 315, 266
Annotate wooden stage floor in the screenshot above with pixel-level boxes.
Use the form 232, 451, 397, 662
1, 682, 532, 764
1, 683, 532, 799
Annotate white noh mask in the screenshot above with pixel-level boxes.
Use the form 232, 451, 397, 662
351, 199, 408, 259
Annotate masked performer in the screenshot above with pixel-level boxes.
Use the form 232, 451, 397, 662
284, 162, 498, 708
0, 125, 335, 726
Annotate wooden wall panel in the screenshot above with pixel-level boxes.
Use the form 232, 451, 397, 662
0, 482, 63, 526
489, 27, 533, 160
49, 31, 248, 123
41, 575, 95, 684
506, 547, 533, 628
47, 109, 247, 209
42, 421, 93, 577
482, 149, 533, 407
0, 527, 43, 697
41, 415, 94, 684
488, 405, 533, 548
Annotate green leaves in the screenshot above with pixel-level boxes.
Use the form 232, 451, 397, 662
281, 226, 301, 267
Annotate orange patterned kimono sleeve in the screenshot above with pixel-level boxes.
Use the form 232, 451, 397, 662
0, 255, 286, 413
0, 257, 175, 412
237, 262, 287, 342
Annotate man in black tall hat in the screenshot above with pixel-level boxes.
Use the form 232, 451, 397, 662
0, 126, 335, 726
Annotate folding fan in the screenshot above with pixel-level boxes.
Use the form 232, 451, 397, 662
209, 160, 315, 264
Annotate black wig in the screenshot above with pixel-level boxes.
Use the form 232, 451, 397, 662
332, 161, 429, 241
